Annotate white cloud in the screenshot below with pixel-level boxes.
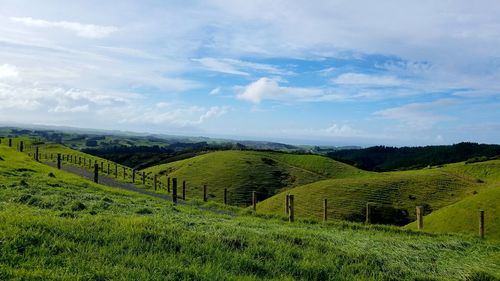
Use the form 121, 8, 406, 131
125, 104, 229, 127
374, 99, 457, 130
323, 124, 358, 136
198, 106, 229, 123
10, 17, 117, 39
0, 64, 19, 80
49, 104, 89, 113
97, 46, 160, 59
280, 123, 360, 138
0, 78, 228, 129
237, 77, 322, 103
209, 87, 221, 95
0, 82, 135, 113
332, 73, 404, 86
193, 57, 291, 76
155, 102, 171, 108
193, 58, 249, 76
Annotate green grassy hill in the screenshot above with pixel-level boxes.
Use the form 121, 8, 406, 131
441, 160, 500, 183
1, 144, 500, 280
142, 150, 366, 205
21, 143, 166, 190
257, 161, 499, 225
406, 186, 500, 241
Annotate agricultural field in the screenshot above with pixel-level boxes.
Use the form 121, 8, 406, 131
1, 142, 499, 280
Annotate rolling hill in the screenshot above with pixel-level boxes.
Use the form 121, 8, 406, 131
406, 186, 500, 241
1, 141, 499, 280
4, 137, 499, 242
257, 160, 500, 226
142, 150, 367, 206
257, 170, 482, 224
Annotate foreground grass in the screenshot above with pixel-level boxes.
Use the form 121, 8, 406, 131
1, 145, 500, 280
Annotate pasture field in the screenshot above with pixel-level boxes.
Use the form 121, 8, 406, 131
257, 160, 500, 228
406, 185, 500, 241
1, 144, 499, 280
142, 150, 367, 205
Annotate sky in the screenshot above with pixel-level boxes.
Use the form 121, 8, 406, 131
0, 0, 499, 146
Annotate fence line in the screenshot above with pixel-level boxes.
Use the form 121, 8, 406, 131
0, 139, 489, 238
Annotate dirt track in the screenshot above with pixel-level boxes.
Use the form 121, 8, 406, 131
46, 161, 174, 202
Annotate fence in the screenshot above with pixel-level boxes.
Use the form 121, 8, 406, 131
0, 138, 490, 238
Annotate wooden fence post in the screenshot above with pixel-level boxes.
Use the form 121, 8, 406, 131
123, 167, 126, 179
154, 175, 157, 191
323, 199, 328, 222
142, 172, 146, 185
288, 195, 294, 222
366, 202, 372, 224
172, 178, 177, 204
100, 162, 104, 172
252, 191, 257, 211
479, 209, 485, 239
8, 138, 12, 147
132, 169, 136, 183
182, 180, 186, 200
416, 206, 424, 230
19, 141, 24, 152
115, 164, 118, 178
57, 153, 61, 169
224, 188, 227, 204
107, 163, 110, 175
35, 147, 39, 161
167, 177, 171, 193
203, 184, 207, 202
94, 163, 99, 183
285, 194, 289, 215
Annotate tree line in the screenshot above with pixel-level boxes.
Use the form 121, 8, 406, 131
327, 142, 500, 171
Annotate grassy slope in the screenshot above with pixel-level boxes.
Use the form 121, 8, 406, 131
441, 160, 500, 184
257, 163, 492, 223
27, 143, 165, 190
1, 146, 500, 280
405, 160, 500, 240
406, 186, 500, 241
143, 150, 366, 205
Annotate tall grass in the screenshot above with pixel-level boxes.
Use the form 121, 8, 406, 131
0, 144, 499, 280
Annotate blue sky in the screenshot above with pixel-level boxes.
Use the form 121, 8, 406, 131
0, 0, 499, 146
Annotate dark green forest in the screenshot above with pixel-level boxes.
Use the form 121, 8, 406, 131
328, 142, 500, 171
